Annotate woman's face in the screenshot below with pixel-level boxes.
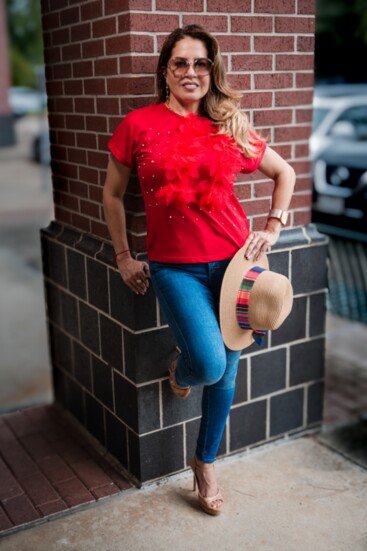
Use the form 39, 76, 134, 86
165, 37, 211, 112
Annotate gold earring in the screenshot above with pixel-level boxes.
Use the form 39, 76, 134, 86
165, 84, 170, 99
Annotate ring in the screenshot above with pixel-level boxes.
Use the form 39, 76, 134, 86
136, 279, 142, 283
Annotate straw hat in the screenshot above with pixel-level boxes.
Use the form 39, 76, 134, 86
219, 239, 293, 351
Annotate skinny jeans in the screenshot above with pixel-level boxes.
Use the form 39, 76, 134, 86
149, 260, 241, 464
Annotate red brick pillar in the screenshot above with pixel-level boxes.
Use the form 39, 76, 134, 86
0, 0, 15, 146
40, 0, 327, 484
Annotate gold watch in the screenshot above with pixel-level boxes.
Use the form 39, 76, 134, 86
268, 209, 288, 226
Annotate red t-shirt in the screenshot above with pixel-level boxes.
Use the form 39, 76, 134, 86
108, 103, 266, 263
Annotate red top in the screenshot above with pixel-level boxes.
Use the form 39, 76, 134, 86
108, 103, 266, 263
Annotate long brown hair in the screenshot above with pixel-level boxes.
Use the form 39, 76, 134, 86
156, 25, 262, 157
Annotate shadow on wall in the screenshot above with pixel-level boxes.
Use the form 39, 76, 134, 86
0, 115, 54, 413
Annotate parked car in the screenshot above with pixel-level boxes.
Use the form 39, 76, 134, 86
31, 126, 51, 165
8, 86, 47, 117
313, 83, 367, 98
311, 92, 367, 237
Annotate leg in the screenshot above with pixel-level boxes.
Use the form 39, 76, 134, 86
193, 261, 241, 513
151, 259, 241, 461
150, 260, 241, 514
196, 346, 241, 463
192, 346, 240, 512
194, 259, 242, 463
149, 262, 228, 387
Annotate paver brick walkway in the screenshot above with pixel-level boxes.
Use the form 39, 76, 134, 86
0, 405, 131, 534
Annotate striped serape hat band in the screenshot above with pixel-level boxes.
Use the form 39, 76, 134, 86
236, 266, 268, 346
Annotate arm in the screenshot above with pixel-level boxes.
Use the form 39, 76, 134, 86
103, 155, 150, 295
245, 146, 296, 260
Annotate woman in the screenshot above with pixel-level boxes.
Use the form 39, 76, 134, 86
103, 24, 295, 515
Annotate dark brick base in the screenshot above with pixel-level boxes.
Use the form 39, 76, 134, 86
41, 222, 328, 483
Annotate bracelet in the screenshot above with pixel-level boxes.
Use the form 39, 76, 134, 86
114, 249, 131, 268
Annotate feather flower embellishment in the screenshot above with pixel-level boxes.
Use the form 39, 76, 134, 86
155, 114, 247, 211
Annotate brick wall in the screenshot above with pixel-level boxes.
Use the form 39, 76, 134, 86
40, 0, 327, 484
0, 0, 15, 146
41, 0, 315, 249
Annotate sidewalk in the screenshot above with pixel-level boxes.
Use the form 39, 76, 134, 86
0, 432, 366, 551
0, 115, 54, 413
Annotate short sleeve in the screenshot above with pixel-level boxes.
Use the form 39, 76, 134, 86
107, 111, 138, 168
240, 130, 267, 174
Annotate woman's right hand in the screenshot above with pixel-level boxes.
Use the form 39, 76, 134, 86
104, 157, 150, 294
117, 256, 150, 295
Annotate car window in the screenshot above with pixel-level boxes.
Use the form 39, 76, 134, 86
332, 106, 367, 140
312, 107, 331, 131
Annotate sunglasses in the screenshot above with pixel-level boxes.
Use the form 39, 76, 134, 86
167, 57, 213, 77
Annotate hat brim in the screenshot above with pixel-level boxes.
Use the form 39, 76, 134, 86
220, 238, 269, 351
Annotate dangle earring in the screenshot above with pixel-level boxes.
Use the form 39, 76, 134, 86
165, 84, 170, 106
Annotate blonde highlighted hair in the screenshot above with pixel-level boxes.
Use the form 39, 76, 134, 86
156, 24, 263, 158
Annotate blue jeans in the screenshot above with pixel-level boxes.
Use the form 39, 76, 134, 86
149, 260, 241, 463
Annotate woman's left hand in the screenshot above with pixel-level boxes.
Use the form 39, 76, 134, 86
244, 228, 281, 261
